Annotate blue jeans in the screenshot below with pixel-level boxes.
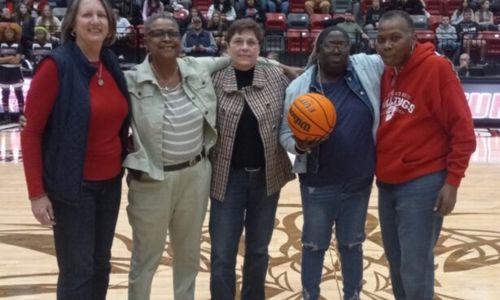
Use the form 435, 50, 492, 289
267, 0, 289, 13
209, 167, 280, 300
52, 175, 122, 300
377, 171, 446, 300
300, 178, 372, 300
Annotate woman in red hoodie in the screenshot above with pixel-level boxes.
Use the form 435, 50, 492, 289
375, 10, 476, 300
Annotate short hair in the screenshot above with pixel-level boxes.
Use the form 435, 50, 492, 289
315, 26, 351, 53
379, 10, 415, 33
463, 7, 474, 14
61, 0, 116, 46
143, 13, 180, 34
226, 18, 264, 45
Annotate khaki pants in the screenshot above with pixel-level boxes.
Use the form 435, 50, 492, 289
127, 158, 211, 300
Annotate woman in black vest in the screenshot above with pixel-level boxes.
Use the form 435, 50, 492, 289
20, 0, 130, 298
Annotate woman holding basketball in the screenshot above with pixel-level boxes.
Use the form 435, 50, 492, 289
208, 18, 295, 300
279, 26, 383, 300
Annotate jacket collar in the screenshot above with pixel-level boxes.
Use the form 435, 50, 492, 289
220, 63, 267, 93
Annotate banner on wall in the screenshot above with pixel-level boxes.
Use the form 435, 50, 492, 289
462, 80, 500, 126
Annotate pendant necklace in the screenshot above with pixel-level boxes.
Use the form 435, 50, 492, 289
151, 62, 179, 90
97, 62, 104, 87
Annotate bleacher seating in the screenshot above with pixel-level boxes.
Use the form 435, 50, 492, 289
265, 13, 287, 32
264, 34, 286, 53
286, 28, 311, 53
287, 13, 310, 29
482, 31, 500, 59
334, 0, 351, 13
416, 30, 436, 45
428, 14, 442, 31
310, 13, 332, 30
410, 15, 428, 30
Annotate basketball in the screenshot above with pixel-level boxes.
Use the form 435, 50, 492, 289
287, 93, 337, 141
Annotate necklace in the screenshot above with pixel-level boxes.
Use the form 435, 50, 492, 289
150, 62, 179, 89
97, 62, 104, 87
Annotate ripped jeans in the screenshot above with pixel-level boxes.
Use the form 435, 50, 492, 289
300, 178, 372, 300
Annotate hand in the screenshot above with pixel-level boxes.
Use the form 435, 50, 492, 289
19, 114, 27, 130
282, 65, 304, 80
31, 195, 56, 226
434, 183, 458, 216
294, 136, 325, 153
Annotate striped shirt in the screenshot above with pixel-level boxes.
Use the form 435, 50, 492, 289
161, 84, 204, 165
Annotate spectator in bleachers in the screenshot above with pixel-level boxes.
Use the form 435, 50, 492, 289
436, 15, 460, 61
207, 11, 228, 54
31, 26, 58, 67
14, 3, 35, 56
0, 23, 24, 124
475, 0, 495, 30
337, 10, 369, 50
120, 0, 143, 25
35, 6, 61, 36
266, 0, 289, 14
142, 0, 165, 21
114, 7, 132, 38
187, 7, 207, 29
364, 0, 385, 30
243, 0, 262, 21
207, 0, 237, 23
456, 7, 486, 62
456, 52, 471, 76
304, 0, 331, 15
451, 0, 469, 25
1, 8, 14, 22
181, 15, 218, 56
401, 0, 425, 15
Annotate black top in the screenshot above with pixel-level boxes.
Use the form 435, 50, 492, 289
231, 67, 265, 169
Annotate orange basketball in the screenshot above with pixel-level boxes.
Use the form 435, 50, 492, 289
287, 93, 337, 141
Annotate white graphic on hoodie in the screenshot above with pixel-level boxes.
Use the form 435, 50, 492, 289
382, 91, 416, 122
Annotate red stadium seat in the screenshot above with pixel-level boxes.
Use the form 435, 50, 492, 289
447, 0, 463, 13
310, 13, 332, 30
193, 0, 211, 11
415, 30, 436, 45
173, 10, 189, 22
361, 0, 373, 15
425, 0, 447, 15
428, 14, 442, 31
265, 13, 287, 31
287, 29, 311, 53
482, 31, 500, 59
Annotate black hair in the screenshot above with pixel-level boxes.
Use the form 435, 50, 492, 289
379, 10, 415, 33
315, 26, 351, 53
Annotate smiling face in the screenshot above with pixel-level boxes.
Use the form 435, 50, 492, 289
376, 16, 416, 69
145, 17, 181, 61
227, 29, 260, 71
317, 30, 350, 76
73, 0, 110, 49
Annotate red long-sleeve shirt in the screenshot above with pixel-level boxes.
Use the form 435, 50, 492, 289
21, 58, 129, 199
376, 43, 476, 186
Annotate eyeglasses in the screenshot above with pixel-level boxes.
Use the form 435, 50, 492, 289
230, 38, 259, 48
146, 29, 181, 39
321, 40, 350, 51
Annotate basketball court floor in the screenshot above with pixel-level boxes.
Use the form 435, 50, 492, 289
0, 81, 499, 299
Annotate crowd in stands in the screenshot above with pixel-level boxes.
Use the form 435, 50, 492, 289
1, 0, 500, 75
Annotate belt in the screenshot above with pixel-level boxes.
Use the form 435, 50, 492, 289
163, 150, 205, 172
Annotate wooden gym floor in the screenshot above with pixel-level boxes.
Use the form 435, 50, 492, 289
0, 126, 499, 300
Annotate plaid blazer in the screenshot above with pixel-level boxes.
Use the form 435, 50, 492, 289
210, 63, 295, 201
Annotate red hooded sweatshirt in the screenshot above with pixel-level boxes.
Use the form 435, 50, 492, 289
376, 42, 476, 186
